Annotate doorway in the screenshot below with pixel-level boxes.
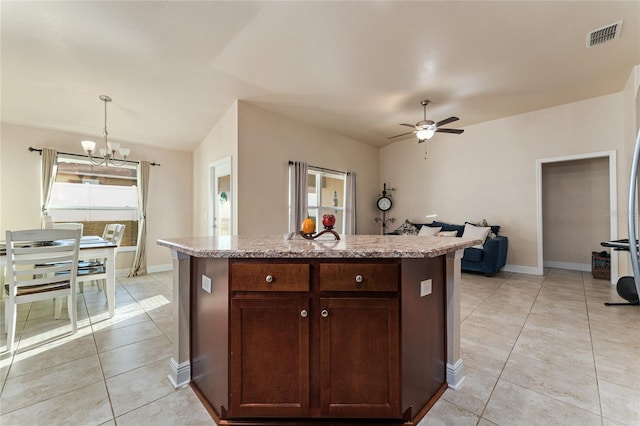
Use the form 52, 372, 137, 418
536, 151, 617, 283
209, 157, 232, 236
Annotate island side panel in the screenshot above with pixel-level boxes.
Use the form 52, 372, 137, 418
169, 250, 191, 388
400, 256, 447, 422
191, 257, 230, 417
445, 249, 465, 389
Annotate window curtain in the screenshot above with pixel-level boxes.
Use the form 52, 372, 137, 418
344, 172, 357, 235
288, 161, 308, 233
41, 148, 58, 225
128, 160, 150, 277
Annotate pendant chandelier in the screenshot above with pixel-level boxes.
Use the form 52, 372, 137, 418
81, 95, 130, 167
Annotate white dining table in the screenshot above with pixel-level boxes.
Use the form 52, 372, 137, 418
1, 236, 117, 318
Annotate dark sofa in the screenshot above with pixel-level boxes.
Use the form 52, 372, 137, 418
389, 220, 508, 276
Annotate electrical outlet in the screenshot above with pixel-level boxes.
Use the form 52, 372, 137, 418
420, 279, 432, 297
202, 274, 212, 293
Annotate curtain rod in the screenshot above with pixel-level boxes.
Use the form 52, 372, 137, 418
288, 160, 345, 175
28, 147, 161, 166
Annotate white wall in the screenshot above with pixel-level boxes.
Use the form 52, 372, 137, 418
0, 123, 193, 271
617, 64, 640, 276
1, 124, 42, 232
380, 92, 627, 272
237, 101, 379, 235
192, 101, 239, 236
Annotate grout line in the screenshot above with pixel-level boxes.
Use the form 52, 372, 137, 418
475, 273, 545, 423
0, 378, 108, 418
489, 272, 604, 418
107, 360, 177, 423
82, 287, 117, 425
498, 272, 610, 419
582, 271, 605, 426
95, 276, 172, 425
0, 352, 15, 398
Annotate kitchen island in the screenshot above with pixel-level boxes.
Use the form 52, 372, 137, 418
157, 234, 479, 426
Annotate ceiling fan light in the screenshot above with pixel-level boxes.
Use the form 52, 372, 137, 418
416, 128, 435, 140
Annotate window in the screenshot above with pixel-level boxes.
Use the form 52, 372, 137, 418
47, 156, 138, 247
307, 168, 346, 234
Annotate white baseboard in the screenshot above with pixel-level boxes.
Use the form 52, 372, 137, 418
446, 359, 465, 390
503, 264, 543, 275
167, 357, 190, 389
115, 264, 172, 277
543, 261, 591, 272
148, 263, 173, 273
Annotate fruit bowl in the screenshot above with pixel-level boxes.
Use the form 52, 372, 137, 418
298, 229, 340, 241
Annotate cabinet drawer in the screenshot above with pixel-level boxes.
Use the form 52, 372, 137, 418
319, 263, 398, 292
231, 263, 309, 292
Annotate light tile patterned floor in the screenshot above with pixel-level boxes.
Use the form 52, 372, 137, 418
0, 271, 214, 426
1, 269, 638, 425
422, 268, 640, 426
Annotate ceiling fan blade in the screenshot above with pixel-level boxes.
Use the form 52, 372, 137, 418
435, 116, 459, 127
399, 123, 416, 128
436, 128, 464, 134
388, 131, 416, 140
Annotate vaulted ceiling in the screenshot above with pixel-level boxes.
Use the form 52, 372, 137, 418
2, 1, 639, 151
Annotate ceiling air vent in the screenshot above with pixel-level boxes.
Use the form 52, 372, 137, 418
587, 20, 623, 48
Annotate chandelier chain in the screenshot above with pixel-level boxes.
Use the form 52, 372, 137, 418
81, 95, 129, 167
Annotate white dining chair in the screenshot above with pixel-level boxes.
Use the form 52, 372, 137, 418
103, 224, 125, 243
4, 228, 81, 353
53, 222, 83, 234
79, 223, 125, 292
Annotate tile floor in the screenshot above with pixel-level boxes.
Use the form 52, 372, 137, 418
1, 269, 639, 425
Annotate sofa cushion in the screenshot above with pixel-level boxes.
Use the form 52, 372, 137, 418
418, 226, 441, 236
394, 220, 419, 235
430, 221, 465, 237
437, 230, 458, 237
463, 247, 484, 262
466, 220, 500, 236
462, 223, 491, 249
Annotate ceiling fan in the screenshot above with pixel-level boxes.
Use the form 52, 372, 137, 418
389, 100, 464, 142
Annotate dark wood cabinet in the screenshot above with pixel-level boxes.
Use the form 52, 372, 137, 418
229, 296, 309, 417
229, 261, 311, 417
319, 297, 400, 418
192, 257, 446, 426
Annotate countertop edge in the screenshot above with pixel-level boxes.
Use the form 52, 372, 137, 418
157, 235, 482, 259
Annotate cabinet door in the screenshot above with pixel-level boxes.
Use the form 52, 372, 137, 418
319, 297, 400, 418
229, 297, 309, 417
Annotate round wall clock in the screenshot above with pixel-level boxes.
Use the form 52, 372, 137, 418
377, 196, 392, 212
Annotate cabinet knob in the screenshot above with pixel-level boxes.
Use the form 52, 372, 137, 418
355, 274, 363, 283
321, 309, 329, 318
265, 275, 273, 283
300, 309, 308, 318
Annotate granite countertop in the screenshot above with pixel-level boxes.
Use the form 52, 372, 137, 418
157, 234, 481, 259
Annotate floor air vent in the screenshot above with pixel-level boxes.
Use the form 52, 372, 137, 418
587, 21, 623, 47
